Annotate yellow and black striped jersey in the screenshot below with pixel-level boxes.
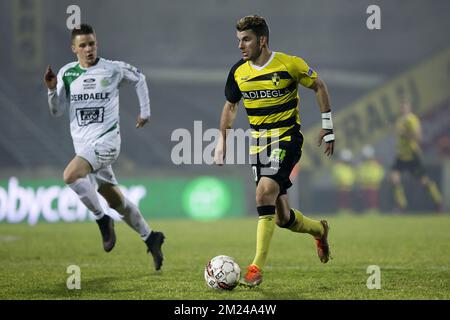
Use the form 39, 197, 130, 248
396, 113, 421, 161
225, 51, 317, 154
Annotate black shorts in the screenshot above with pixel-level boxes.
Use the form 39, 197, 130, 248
392, 154, 426, 178
250, 134, 303, 195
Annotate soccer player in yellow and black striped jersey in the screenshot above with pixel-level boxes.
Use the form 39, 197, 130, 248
214, 15, 335, 287
390, 101, 442, 212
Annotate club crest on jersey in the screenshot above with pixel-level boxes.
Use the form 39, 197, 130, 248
101, 78, 111, 87
271, 73, 280, 86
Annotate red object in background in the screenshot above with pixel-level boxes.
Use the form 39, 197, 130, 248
337, 190, 352, 210
437, 134, 450, 158
362, 189, 380, 210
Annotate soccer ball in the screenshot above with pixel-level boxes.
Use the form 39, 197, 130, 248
204, 255, 241, 290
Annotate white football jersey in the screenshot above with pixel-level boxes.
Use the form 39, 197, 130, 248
48, 57, 150, 144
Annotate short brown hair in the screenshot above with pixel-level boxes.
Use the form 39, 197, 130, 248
236, 15, 269, 42
71, 24, 95, 42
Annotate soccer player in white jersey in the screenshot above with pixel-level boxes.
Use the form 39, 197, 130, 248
44, 24, 165, 271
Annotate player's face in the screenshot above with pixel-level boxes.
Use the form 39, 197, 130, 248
72, 34, 98, 67
236, 30, 262, 61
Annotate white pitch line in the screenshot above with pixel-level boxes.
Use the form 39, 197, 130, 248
0, 235, 20, 242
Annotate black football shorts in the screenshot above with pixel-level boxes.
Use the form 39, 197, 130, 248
250, 134, 303, 195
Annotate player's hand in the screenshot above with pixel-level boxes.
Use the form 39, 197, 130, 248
44, 65, 57, 90
214, 143, 226, 166
318, 129, 335, 156
136, 116, 149, 128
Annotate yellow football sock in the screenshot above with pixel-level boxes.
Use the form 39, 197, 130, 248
394, 185, 407, 209
251, 214, 275, 269
288, 209, 324, 238
427, 181, 442, 205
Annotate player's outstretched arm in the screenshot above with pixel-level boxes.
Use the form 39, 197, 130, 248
44, 65, 57, 90
214, 101, 239, 165
45, 65, 68, 117
310, 77, 335, 156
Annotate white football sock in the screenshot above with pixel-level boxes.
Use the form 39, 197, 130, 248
68, 177, 104, 220
115, 197, 151, 240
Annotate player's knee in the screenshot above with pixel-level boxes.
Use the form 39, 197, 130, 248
255, 189, 276, 205
63, 169, 82, 185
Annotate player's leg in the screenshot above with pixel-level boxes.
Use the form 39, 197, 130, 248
419, 175, 442, 212
253, 176, 279, 269
409, 156, 442, 212
275, 194, 330, 263
241, 176, 278, 287
63, 156, 116, 252
390, 169, 407, 211
253, 178, 278, 271
96, 174, 165, 270
98, 183, 151, 239
242, 136, 306, 286
64, 156, 102, 216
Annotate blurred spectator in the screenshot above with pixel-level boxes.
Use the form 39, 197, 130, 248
356, 145, 385, 214
437, 134, 450, 159
332, 149, 355, 214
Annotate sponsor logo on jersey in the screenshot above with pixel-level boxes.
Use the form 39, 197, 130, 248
242, 88, 290, 100
83, 78, 97, 90
64, 71, 81, 77
76, 107, 105, 126
71, 92, 110, 102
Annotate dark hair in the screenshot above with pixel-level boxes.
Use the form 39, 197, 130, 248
236, 15, 269, 42
71, 24, 95, 42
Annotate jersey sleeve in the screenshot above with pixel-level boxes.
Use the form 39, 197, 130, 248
114, 61, 151, 119
291, 56, 318, 88
224, 64, 242, 103
47, 67, 69, 117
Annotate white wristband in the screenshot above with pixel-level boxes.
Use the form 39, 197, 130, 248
321, 111, 333, 130
323, 133, 335, 142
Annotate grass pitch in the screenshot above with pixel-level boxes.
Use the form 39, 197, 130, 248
0, 214, 449, 300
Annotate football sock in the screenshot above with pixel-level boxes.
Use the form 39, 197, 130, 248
251, 206, 275, 269
394, 185, 407, 209
426, 181, 442, 205
287, 209, 324, 238
115, 197, 151, 240
68, 177, 104, 219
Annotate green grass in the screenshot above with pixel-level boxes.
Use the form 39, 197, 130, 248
0, 214, 449, 300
